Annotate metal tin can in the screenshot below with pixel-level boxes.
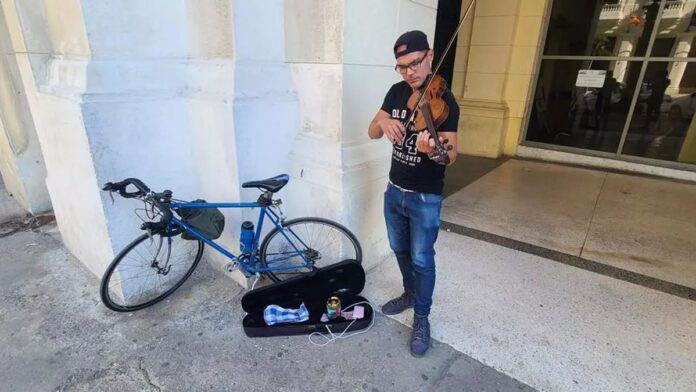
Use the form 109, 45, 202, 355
326, 296, 341, 320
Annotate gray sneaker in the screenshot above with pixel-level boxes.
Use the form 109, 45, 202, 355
410, 315, 430, 357
381, 292, 414, 315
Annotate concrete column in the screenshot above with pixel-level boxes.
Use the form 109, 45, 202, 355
283, 0, 438, 268
667, 33, 695, 96
31, 1, 244, 284
0, 1, 51, 214
612, 34, 638, 84
451, 0, 476, 99
454, 0, 549, 158
234, 0, 298, 201
341, 0, 438, 267
282, 0, 343, 222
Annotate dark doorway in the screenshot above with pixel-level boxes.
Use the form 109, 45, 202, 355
434, 0, 463, 87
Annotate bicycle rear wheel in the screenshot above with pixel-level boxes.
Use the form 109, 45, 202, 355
259, 217, 362, 282
100, 233, 204, 312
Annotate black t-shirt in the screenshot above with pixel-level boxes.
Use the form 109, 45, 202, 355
380, 80, 459, 194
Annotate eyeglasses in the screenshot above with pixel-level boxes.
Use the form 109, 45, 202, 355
394, 53, 428, 75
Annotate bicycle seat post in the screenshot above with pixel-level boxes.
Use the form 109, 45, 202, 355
257, 191, 273, 207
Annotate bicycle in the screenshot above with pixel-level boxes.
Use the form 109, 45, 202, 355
99, 175, 362, 312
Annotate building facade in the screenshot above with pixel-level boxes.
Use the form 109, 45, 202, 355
1, 0, 694, 281
456, 0, 696, 179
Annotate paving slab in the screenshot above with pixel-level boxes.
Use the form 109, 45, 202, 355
582, 173, 696, 289
442, 160, 606, 256
363, 230, 696, 392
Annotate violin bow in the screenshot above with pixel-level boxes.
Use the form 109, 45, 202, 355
404, 0, 476, 165
406, 0, 476, 125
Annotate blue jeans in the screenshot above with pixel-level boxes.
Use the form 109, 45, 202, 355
384, 183, 442, 317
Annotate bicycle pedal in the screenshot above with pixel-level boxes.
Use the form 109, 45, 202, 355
224, 261, 239, 273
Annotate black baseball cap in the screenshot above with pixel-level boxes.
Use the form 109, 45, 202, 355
393, 30, 430, 59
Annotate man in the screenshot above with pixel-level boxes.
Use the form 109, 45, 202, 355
367, 30, 459, 357
646, 69, 670, 123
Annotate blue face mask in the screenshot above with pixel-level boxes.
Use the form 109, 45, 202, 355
263, 302, 309, 326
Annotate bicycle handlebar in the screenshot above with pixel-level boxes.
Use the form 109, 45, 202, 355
102, 178, 150, 198
102, 178, 173, 232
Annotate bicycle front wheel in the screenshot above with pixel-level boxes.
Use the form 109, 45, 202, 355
259, 217, 362, 282
100, 233, 204, 312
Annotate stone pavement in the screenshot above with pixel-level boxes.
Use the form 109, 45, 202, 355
365, 230, 696, 392
0, 223, 534, 392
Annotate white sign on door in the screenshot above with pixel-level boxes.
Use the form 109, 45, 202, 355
575, 70, 607, 88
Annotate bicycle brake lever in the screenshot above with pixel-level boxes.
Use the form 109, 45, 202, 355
272, 202, 287, 224
108, 191, 115, 205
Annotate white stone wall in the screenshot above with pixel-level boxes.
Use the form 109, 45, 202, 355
26, 1, 244, 282
234, 0, 298, 216
341, 0, 438, 268
0, 0, 439, 281
282, 0, 343, 223
281, 0, 438, 269
0, 0, 51, 214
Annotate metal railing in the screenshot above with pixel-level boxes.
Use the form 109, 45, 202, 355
601, 1, 625, 20
602, 4, 623, 13
663, 0, 686, 18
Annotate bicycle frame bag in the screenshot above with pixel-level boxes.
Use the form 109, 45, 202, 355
241, 260, 373, 337
176, 199, 225, 240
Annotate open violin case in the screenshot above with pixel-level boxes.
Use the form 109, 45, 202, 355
241, 260, 374, 337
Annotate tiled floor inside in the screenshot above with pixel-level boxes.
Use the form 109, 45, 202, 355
442, 158, 696, 289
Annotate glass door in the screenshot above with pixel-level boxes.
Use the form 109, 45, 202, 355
524, 0, 696, 167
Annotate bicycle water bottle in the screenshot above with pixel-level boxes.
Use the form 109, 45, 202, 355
240, 221, 255, 254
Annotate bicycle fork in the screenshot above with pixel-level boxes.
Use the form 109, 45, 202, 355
148, 235, 172, 275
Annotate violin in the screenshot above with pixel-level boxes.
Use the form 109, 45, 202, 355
402, 0, 476, 165
405, 74, 454, 165
407, 74, 450, 132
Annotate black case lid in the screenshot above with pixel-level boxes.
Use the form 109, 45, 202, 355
241, 260, 364, 313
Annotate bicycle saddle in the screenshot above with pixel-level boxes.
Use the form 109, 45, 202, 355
242, 174, 289, 193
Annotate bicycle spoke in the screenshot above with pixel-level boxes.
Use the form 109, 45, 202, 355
261, 218, 360, 282
102, 233, 203, 310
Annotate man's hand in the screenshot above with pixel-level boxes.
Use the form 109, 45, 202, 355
416, 130, 448, 154
378, 118, 406, 145
416, 130, 456, 165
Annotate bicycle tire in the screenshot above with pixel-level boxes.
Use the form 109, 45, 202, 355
100, 233, 204, 312
259, 217, 362, 282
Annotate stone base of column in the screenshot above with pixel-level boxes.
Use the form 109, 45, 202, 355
457, 99, 510, 158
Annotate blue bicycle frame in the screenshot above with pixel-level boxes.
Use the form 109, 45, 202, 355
167, 201, 312, 274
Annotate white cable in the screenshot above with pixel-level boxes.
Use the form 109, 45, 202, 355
250, 273, 261, 291
308, 301, 376, 347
